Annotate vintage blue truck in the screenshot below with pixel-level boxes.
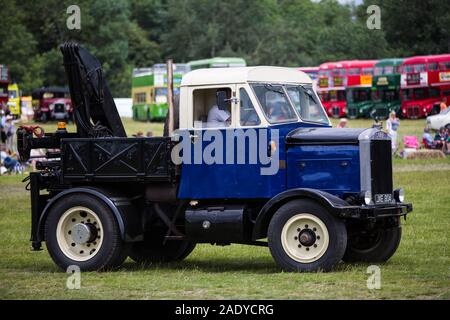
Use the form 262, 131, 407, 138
17, 43, 412, 272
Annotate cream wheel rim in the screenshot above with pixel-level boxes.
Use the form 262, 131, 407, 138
56, 206, 104, 262
281, 213, 329, 263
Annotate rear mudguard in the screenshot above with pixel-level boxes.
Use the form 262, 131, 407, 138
37, 187, 143, 242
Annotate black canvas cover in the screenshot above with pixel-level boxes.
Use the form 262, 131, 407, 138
60, 42, 126, 137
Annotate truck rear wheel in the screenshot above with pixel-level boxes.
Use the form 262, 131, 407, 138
129, 228, 196, 264
45, 194, 128, 271
268, 199, 347, 272
343, 227, 402, 263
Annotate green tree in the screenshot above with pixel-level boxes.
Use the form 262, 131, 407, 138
129, 0, 164, 42
3, 0, 449, 98
160, 0, 278, 63
360, 0, 450, 56
14, 0, 154, 96
0, 0, 40, 94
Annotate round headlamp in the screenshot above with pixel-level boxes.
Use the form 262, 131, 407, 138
360, 190, 372, 205
394, 188, 405, 203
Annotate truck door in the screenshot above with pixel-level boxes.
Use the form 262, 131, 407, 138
177, 84, 284, 200
232, 85, 275, 198
178, 84, 238, 199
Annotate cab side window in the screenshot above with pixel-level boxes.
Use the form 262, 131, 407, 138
239, 88, 260, 126
192, 87, 232, 128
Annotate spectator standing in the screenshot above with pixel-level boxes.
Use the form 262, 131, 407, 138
337, 118, 348, 128
0, 109, 6, 145
5, 115, 16, 153
440, 97, 448, 113
386, 111, 400, 153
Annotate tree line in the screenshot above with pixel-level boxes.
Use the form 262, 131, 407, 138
1, 0, 449, 97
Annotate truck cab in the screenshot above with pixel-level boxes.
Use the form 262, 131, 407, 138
176, 67, 331, 199
17, 44, 412, 273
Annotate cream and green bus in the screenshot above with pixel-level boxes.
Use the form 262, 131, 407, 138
131, 64, 189, 121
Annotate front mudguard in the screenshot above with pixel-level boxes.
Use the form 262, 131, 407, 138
251, 188, 412, 240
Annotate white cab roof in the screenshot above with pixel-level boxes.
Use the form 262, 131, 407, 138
181, 66, 313, 86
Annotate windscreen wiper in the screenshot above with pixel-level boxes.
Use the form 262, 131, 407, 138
264, 84, 285, 95
298, 85, 318, 103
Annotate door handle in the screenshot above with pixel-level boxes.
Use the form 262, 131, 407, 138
190, 134, 199, 143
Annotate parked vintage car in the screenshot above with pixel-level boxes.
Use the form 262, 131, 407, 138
426, 108, 450, 130
32, 87, 72, 122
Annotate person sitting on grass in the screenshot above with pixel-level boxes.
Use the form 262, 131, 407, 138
433, 127, 447, 150
442, 127, 450, 154
422, 127, 434, 148
446, 130, 450, 155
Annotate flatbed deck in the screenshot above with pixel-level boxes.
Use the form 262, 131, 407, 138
61, 137, 174, 182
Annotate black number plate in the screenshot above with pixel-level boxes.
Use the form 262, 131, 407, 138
374, 193, 393, 203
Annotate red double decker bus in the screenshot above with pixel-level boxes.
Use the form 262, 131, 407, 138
0, 65, 9, 111
317, 61, 348, 118
298, 66, 319, 90
401, 54, 450, 119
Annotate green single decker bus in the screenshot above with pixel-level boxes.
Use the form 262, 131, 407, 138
371, 58, 404, 119
345, 60, 377, 119
187, 57, 246, 70
131, 64, 189, 121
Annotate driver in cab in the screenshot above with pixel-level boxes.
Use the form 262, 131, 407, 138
207, 89, 231, 127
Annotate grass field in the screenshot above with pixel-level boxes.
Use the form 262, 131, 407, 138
1, 118, 449, 299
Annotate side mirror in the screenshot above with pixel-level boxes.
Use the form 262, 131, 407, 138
216, 90, 229, 111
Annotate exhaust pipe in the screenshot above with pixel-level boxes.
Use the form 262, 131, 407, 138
166, 59, 174, 136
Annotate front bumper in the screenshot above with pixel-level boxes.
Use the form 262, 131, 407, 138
335, 202, 413, 219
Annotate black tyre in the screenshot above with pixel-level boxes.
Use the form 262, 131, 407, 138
343, 227, 402, 263
268, 199, 347, 272
129, 228, 196, 264
45, 194, 129, 271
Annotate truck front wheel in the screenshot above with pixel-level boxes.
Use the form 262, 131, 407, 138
45, 194, 129, 271
268, 199, 347, 272
128, 228, 196, 264
343, 227, 402, 263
